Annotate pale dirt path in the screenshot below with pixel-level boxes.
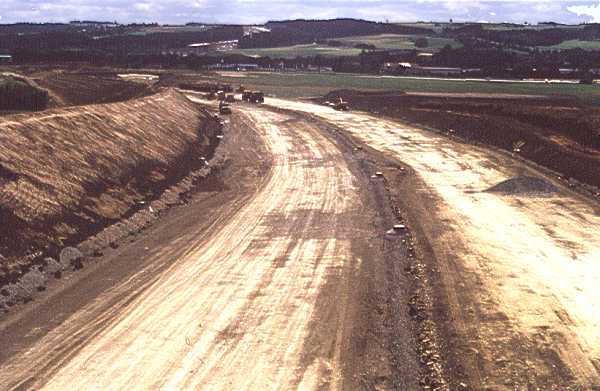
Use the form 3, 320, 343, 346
0, 107, 361, 390
265, 98, 600, 389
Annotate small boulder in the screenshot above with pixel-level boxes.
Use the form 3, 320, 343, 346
18, 267, 47, 293
43, 257, 64, 278
1, 283, 30, 305
59, 247, 85, 270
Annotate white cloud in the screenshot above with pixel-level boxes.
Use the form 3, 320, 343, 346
0, 0, 595, 24
568, 1, 600, 22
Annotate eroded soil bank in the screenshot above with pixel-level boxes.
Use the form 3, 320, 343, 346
0, 90, 221, 287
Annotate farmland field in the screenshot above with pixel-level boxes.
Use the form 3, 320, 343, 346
542, 39, 600, 50
209, 71, 600, 103
226, 43, 362, 58
336, 33, 462, 51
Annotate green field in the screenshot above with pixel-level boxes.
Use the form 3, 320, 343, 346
336, 34, 462, 51
226, 33, 461, 59
209, 71, 600, 103
227, 44, 363, 59
542, 39, 600, 50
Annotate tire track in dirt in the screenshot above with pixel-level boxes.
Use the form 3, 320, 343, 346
265, 98, 600, 390
0, 106, 367, 390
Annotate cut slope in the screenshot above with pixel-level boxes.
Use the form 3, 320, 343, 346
0, 89, 219, 279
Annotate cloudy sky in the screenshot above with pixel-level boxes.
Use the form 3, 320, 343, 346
2, 0, 600, 25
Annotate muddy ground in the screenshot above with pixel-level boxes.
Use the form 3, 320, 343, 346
321, 90, 600, 193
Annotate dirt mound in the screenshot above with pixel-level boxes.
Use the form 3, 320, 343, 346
34, 72, 153, 107
486, 176, 559, 196
0, 74, 50, 112
0, 89, 219, 280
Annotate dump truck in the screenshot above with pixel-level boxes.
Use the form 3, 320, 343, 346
219, 101, 232, 115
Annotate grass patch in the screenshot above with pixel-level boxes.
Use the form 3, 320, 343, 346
207, 71, 600, 103
541, 39, 600, 50
336, 34, 462, 51
226, 43, 362, 59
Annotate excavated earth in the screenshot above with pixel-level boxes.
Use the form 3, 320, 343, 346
320, 90, 600, 194
265, 96, 600, 391
0, 89, 221, 288
0, 99, 424, 390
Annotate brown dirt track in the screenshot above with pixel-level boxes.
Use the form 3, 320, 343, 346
0, 100, 423, 391
322, 90, 600, 193
265, 97, 600, 390
3, 79, 600, 391
0, 89, 219, 282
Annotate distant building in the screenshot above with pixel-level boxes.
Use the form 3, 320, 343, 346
381, 62, 412, 74
69, 21, 119, 28
416, 66, 462, 75
0, 54, 12, 63
206, 63, 259, 71
416, 52, 434, 65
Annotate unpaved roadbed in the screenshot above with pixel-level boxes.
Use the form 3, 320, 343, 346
0, 103, 422, 390
265, 98, 600, 390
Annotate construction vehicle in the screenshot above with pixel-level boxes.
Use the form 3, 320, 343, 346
249, 91, 264, 104
219, 100, 232, 115
242, 91, 264, 104
332, 97, 349, 111
225, 94, 235, 103
217, 91, 226, 101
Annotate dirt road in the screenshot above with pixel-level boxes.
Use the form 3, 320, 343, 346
264, 98, 600, 390
0, 104, 419, 390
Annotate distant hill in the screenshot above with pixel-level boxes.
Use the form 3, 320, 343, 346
239, 19, 433, 49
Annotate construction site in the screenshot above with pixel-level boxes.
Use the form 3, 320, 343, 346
0, 16, 600, 391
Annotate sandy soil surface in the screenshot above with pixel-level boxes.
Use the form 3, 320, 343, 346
321, 90, 600, 191
0, 102, 421, 390
264, 98, 600, 390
